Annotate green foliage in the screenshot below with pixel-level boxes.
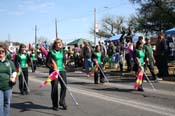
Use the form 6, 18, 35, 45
129, 0, 175, 34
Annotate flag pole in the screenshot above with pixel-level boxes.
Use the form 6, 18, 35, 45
58, 74, 79, 105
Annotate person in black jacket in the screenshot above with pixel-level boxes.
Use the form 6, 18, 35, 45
155, 32, 169, 80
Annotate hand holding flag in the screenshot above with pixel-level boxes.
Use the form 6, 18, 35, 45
39, 70, 59, 88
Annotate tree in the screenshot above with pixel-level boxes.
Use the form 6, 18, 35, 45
129, 0, 175, 33
90, 16, 126, 38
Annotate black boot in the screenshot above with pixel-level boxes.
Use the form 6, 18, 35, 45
59, 103, 67, 110
137, 86, 144, 92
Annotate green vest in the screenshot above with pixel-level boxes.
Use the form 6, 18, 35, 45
51, 50, 65, 71
0, 59, 16, 90
31, 53, 36, 60
136, 49, 145, 66
17, 53, 28, 68
95, 52, 102, 64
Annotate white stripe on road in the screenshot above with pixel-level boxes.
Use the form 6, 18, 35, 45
32, 72, 175, 97
30, 77, 175, 116
68, 77, 175, 97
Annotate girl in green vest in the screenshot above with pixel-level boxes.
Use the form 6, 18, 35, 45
30, 49, 37, 72
135, 41, 145, 91
93, 45, 105, 84
46, 38, 67, 111
15, 44, 31, 95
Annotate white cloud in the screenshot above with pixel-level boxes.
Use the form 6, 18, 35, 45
1, 0, 55, 16
8, 11, 25, 16
19, 0, 55, 13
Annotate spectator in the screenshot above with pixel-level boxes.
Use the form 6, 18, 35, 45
82, 41, 93, 77
155, 32, 169, 80
144, 38, 158, 82
0, 44, 17, 116
107, 40, 115, 68
98, 40, 107, 68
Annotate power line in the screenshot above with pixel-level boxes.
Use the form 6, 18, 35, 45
58, 1, 131, 23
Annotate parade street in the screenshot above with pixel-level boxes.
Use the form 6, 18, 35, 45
11, 67, 175, 116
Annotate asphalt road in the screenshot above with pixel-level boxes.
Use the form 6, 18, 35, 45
10, 67, 175, 116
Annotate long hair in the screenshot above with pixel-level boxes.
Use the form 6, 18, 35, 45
52, 38, 62, 49
0, 44, 7, 55
18, 44, 26, 53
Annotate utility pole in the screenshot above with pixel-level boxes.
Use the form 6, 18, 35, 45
55, 18, 58, 39
35, 25, 37, 49
94, 8, 96, 46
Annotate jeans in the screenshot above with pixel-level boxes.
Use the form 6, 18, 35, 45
0, 89, 12, 116
84, 58, 93, 74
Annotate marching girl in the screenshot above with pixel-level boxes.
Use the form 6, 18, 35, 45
46, 38, 67, 111
15, 44, 31, 95
134, 41, 145, 91
92, 45, 105, 84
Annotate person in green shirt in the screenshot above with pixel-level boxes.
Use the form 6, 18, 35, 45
30, 49, 37, 72
0, 44, 17, 116
144, 38, 158, 82
15, 44, 31, 95
135, 41, 145, 91
92, 45, 105, 84
46, 38, 67, 111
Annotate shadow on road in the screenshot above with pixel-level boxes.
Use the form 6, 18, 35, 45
92, 87, 134, 93
11, 101, 61, 116
68, 81, 92, 85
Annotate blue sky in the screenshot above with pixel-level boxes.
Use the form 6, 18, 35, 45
0, 0, 138, 45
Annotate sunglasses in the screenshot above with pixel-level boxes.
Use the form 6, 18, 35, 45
0, 50, 5, 54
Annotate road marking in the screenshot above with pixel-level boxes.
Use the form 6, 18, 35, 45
67, 77, 175, 97
30, 72, 175, 97
30, 77, 175, 116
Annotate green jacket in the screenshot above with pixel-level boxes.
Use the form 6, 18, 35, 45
0, 58, 16, 90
